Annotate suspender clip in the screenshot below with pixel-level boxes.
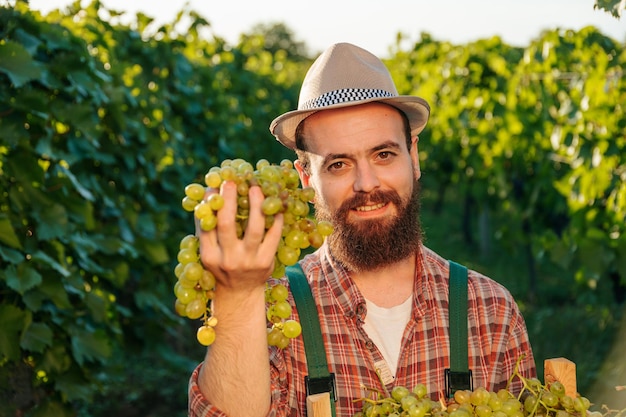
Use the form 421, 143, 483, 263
305, 373, 337, 402
445, 368, 473, 398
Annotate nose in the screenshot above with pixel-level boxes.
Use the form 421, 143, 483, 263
353, 162, 380, 193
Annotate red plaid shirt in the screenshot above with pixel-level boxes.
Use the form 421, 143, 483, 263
188, 243, 536, 417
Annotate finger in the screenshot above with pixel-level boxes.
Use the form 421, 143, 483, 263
214, 181, 240, 246
242, 185, 269, 245
259, 212, 284, 260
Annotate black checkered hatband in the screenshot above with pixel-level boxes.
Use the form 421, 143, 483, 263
300, 88, 395, 110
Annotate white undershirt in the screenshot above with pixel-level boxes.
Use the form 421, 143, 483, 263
362, 296, 413, 380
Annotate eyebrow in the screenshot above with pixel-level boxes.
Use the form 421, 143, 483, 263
320, 140, 403, 167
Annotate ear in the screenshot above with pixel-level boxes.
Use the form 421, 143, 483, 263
410, 136, 421, 180
294, 159, 311, 188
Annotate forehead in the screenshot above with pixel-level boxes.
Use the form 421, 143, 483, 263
301, 103, 406, 155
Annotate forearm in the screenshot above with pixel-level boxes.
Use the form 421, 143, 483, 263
198, 286, 271, 417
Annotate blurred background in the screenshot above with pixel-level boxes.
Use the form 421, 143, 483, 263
1, 0, 625, 416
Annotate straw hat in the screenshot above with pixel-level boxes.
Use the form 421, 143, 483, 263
269, 42, 430, 150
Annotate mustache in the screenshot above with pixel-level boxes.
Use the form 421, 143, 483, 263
338, 189, 403, 214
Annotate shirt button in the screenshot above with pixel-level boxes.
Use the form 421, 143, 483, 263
365, 340, 374, 350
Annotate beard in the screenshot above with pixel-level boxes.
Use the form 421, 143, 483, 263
314, 179, 422, 272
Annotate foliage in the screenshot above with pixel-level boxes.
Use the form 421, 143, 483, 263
0, 0, 302, 415
594, 0, 626, 18
0, 0, 625, 416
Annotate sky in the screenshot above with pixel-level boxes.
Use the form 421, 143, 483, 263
26, 0, 626, 57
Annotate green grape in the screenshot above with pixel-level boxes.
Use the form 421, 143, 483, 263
272, 300, 292, 319
199, 269, 216, 291
488, 392, 503, 411
270, 283, 289, 302
175, 284, 197, 304
196, 325, 216, 346
549, 381, 566, 398
454, 390, 471, 405
186, 298, 207, 320
267, 326, 283, 346
177, 248, 198, 264
475, 405, 493, 417
541, 391, 559, 408
471, 387, 491, 406
261, 196, 283, 215
277, 245, 300, 266
317, 220, 334, 236
391, 386, 410, 402
176, 158, 335, 348
179, 234, 199, 250
182, 196, 198, 212
208, 193, 224, 211
284, 229, 308, 249
174, 299, 187, 317
401, 395, 418, 411
174, 262, 185, 279
194, 201, 213, 219
185, 183, 206, 201
282, 320, 302, 338
524, 394, 538, 413
199, 213, 217, 231
501, 399, 522, 416
204, 171, 222, 188
183, 262, 204, 282
412, 383, 428, 399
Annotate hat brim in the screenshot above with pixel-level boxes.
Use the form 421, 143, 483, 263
270, 95, 431, 150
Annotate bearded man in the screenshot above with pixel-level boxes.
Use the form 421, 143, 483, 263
188, 42, 536, 417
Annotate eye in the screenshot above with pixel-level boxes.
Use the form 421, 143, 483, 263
376, 150, 396, 161
328, 161, 345, 171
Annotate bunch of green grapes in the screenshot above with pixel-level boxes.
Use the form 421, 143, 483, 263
353, 357, 623, 417
174, 158, 333, 347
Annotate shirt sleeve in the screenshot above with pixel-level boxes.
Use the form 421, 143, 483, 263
188, 348, 296, 417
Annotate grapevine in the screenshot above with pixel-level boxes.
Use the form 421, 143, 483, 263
352, 356, 626, 417
173, 158, 334, 347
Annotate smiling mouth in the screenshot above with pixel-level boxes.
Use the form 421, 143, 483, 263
355, 202, 386, 212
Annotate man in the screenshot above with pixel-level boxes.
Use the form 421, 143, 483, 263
188, 42, 536, 417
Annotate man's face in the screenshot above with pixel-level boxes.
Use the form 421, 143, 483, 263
295, 102, 423, 272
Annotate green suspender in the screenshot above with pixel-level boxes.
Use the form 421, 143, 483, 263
286, 264, 337, 417
445, 260, 473, 398
287, 260, 471, 405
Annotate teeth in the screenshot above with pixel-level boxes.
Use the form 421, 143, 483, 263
356, 203, 385, 212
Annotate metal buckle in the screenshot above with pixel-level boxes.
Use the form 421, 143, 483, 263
305, 373, 337, 402
445, 369, 473, 398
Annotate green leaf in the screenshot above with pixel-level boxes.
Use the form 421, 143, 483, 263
55, 164, 95, 201
54, 370, 95, 403
5, 263, 43, 294
0, 304, 31, 362
31, 249, 71, 278
0, 244, 23, 263
21, 269, 71, 311
34, 203, 69, 241
0, 41, 43, 87
70, 328, 112, 366
594, 0, 625, 17
140, 238, 170, 265
85, 292, 107, 323
21, 322, 53, 353
30, 398, 73, 417
40, 343, 72, 374
0, 214, 23, 249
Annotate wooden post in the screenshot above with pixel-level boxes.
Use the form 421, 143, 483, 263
544, 357, 577, 397
306, 392, 332, 417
